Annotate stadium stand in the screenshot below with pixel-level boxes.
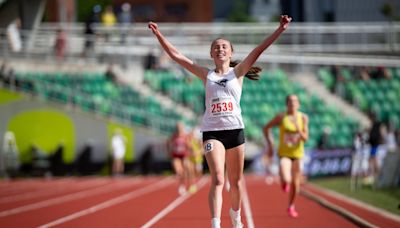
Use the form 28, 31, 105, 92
317, 66, 400, 129
13, 71, 192, 134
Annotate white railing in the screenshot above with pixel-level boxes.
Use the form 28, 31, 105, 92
1, 22, 399, 67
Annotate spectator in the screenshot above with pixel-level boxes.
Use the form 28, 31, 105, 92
1, 67, 18, 90
350, 131, 368, 190
140, 145, 153, 175
358, 67, 371, 80
76, 140, 93, 175
353, 131, 365, 155
54, 29, 67, 60
50, 142, 65, 175
118, 2, 133, 44
102, 5, 117, 26
83, 5, 101, 58
367, 112, 386, 184
105, 64, 117, 82
7, 19, 22, 52
396, 129, 400, 151
0, 62, 9, 85
31, 143, 50, 177
372, 66, 392, 80
111, 129, 126, 176
317, 126, 331, 150
331, 65, 346, 96
144, 49, 158, 70
385, 121, 398, 154
102, 5, 117, 42
1, 131, 20, 178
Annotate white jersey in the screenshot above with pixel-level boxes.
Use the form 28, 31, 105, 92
201, 67, 244, 132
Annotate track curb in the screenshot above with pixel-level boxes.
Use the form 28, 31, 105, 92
300, 186, 378, 228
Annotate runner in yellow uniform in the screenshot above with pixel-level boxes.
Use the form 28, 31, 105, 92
263, 94, 309, 218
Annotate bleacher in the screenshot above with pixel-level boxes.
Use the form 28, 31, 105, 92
318, 66, 400, 129
14, 71, 191, 134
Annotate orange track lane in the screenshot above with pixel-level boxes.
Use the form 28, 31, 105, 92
0, 175, 398, 228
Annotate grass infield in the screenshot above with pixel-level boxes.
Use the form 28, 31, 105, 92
311, 176, 400, 215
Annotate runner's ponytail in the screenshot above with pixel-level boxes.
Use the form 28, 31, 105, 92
230, 60, 262, 80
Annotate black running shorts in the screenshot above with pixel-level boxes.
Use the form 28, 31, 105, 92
202, 129, 245, 150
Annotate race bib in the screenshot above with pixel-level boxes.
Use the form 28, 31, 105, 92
284, 132, 300, 147
210, 97, 234, 117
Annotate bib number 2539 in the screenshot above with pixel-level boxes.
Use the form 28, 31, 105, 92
211, 98, 234, 117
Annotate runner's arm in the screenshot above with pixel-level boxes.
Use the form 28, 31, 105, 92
148, 22, 208, 82
263, 113, 284, 157
234, 15, 291, 78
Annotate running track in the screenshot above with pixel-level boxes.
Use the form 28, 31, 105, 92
0, 175, 399, 227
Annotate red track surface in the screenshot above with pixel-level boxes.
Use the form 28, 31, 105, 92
0, 175, 398, 227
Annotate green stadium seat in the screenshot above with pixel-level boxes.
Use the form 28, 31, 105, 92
318, 68, 334, 89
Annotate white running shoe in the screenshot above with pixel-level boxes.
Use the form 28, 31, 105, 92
229, 208, 244, 228
178, 185, 186, 195
211, 218, 221, 228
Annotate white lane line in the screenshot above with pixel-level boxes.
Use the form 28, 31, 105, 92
0, 178, 140, 217
141, 177, 208, 228
242, 177, 255, 228
0, 178, 75, 195
38, 177, 174, 228
0, 179, 37, 190
0, 178, 107, 203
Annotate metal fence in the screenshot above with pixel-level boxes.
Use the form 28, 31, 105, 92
1, 22, 400, 67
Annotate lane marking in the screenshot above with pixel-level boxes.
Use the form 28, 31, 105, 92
242, 177, 255, 228
141, 177, 208, 228
0, 178, 140, 217
38, 177, 173, 228
0, 178, 75, 195
0, 178, 107, 203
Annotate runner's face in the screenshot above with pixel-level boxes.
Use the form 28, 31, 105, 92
210, 39, 232, 63
286, 95, 300, 112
